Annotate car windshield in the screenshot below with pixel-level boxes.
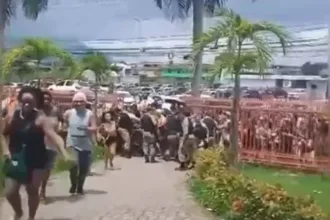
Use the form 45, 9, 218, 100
78, 81, 89, 87
141, 87, 152, 92
116, 92, 131, 97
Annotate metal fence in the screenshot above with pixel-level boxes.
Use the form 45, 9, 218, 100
184, 97, 330, 172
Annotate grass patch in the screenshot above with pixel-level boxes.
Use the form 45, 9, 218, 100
241, 164, 330, 212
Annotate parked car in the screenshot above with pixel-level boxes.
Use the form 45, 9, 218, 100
48, 80, 89, 92
114, 90, 135, 104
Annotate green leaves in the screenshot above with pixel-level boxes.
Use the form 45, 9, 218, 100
1, 37, 77, 80
3, 0, 48, 25
193, 8, 291, 78
191, 148, 326, 220
80, 52, 110, 82
22, 0, 48, 20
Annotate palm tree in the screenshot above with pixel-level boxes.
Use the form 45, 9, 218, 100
154, 0, 226, 96
194, 8, 291, 163
10, 59, 34, 82
0, 0, 49, 59
80, 52, 110, 114
2, 38, 77, 86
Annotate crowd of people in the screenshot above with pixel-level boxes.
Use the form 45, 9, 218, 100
0, 87, 230, 220
2, 86, 328, 220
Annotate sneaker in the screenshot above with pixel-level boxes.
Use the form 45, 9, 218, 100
77, 187, 84, 195
69, 185, 77, 194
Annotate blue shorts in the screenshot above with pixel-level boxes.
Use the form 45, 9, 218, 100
45, 149, 58, 169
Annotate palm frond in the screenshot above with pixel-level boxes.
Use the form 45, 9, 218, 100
252, 21, 292, 55
80, 52, 109, 81
1, 45, 34, 75
3, 0, 16, 24
2, 38, 77, 79
22, 0, 48, 20
193, 22, 227, 54
204, 0, 227, 14
154, 0, 191, 21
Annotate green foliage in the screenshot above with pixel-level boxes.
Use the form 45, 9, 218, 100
154, 0, 227, 21
193, 8, 291, 83
1, 38, 77, 79
80, 52, 110, 82
191, 148, 327, 220
3, 0, 49, 24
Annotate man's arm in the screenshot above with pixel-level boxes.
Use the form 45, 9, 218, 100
61, 109, 71, 131
87, 112, 97, 133
181, 117, 189, 136
41, 116, 69, 160
202, 122, 209, 140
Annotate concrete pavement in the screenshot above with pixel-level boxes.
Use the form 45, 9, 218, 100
1, 157, 214, 220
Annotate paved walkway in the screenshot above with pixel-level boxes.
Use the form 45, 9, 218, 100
1, 157, 214, 220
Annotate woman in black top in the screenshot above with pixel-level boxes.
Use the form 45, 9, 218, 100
1, 87, 70, 220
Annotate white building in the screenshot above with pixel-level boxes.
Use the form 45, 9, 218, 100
221, 74, 328, 100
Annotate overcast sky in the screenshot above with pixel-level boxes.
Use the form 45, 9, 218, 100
6, 0, 330, 40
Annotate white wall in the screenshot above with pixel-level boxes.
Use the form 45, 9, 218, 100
222, 78, 276, 88
306, 80, 327, 100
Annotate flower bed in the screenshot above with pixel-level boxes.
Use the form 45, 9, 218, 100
190, 148, 328, 220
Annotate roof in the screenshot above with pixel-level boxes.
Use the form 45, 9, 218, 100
224, 74, 328, 81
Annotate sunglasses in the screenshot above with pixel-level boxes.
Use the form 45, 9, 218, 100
73, 100, 85, 104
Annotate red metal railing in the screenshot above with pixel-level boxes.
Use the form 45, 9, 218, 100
184, 97, 330, 172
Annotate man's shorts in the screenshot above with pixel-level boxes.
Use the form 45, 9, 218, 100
45, 149, 58, 169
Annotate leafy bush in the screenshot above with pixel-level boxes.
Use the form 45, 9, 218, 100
191, 148, 327, 220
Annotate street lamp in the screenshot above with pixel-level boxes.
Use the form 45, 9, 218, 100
133, 18, 148, 66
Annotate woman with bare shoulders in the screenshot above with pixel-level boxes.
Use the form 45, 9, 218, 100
1, 87, 70, 220
98, 110, 118, 170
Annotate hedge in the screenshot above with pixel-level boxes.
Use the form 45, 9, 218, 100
190, 148, 328, 220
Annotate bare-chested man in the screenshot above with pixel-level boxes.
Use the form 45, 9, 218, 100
40, 91, 63, 200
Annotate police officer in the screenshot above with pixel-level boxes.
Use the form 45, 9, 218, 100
176, 107, 196, 171
164, 107, 183, 161
141, 105, 159, 163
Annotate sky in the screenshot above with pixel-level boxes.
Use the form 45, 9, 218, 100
6, 0, 330, 41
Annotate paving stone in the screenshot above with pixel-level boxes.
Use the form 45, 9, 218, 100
1, 157, 214, 220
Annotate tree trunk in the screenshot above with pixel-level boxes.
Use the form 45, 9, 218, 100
230, 71, 240, 164
230, 43, 243, 165
191, 0, 204, 97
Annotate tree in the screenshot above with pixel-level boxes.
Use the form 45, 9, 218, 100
1, 38, 77, 86
194, 8, 291, 163
301, 62, 327, 76
80, 52, 110, 114
154, 0, 227, 96
0, 0, 50, 65
10, 59, 34, 82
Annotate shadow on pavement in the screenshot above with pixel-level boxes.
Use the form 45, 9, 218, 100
39, 218, 73, 220
42, 195, 84, 205
84, 189, 108, 195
